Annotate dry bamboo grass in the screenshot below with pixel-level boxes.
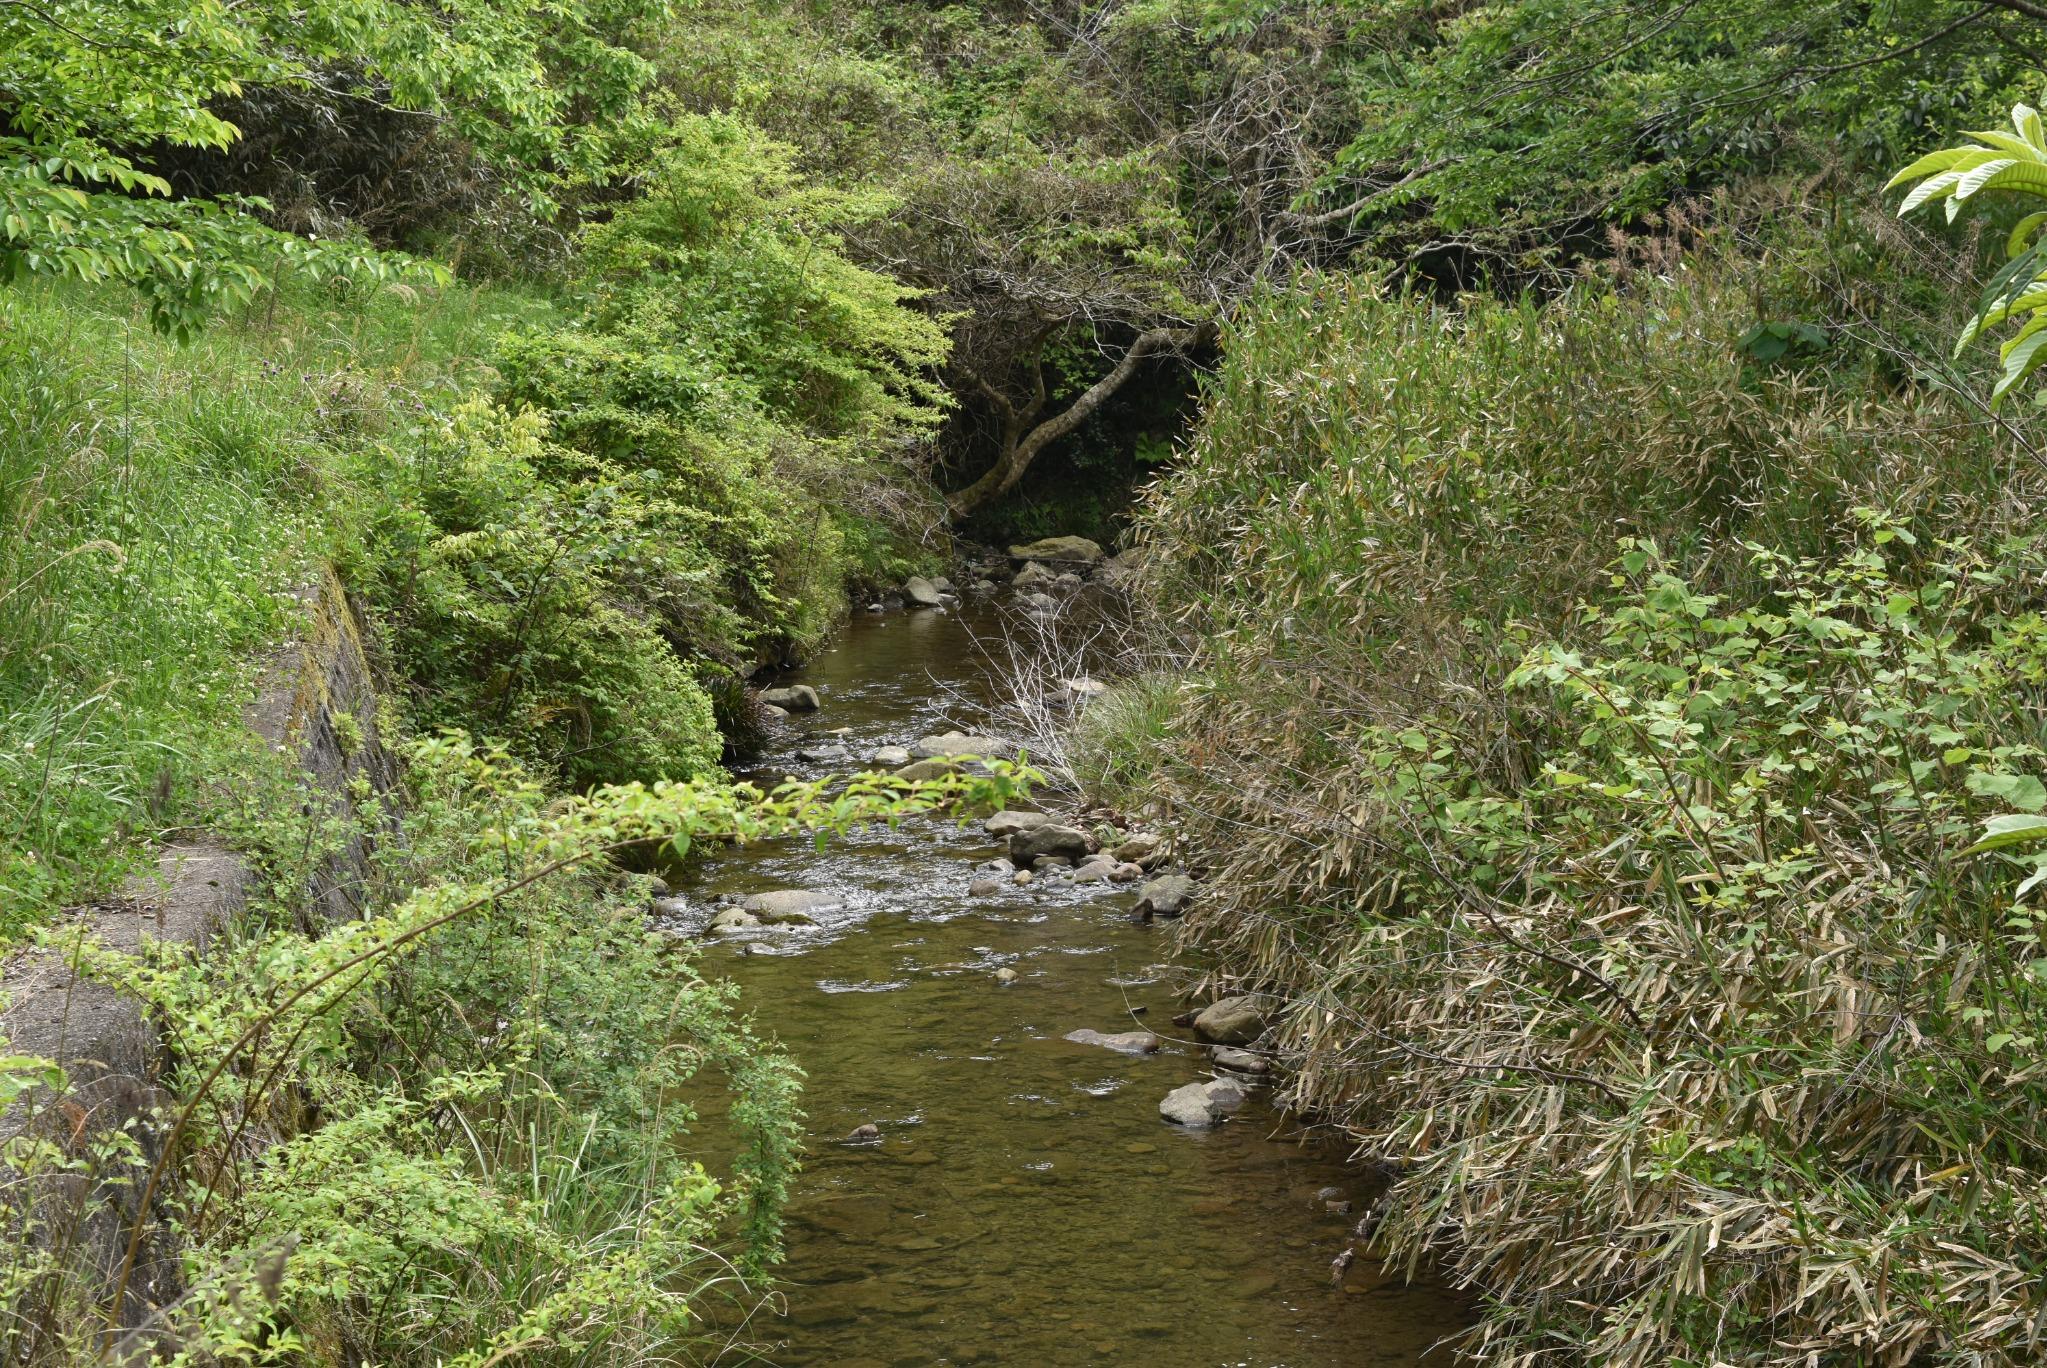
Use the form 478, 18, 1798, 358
1099, 208, 2047, 1364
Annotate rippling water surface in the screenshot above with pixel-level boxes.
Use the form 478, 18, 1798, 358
675, 599, 1466, 1367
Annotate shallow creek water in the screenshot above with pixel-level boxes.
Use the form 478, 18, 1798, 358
669, 600, 1465, 1367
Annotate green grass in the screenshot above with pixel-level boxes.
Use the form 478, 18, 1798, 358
0, 276, 554, 932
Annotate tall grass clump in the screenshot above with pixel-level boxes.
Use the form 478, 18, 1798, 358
0, 279, 547, 932
1105, 208, 2047, 1363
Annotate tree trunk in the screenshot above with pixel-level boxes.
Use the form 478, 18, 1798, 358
944, 322, 1213, 522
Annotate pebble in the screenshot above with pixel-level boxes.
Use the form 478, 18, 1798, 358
1012, 870, 1032, 886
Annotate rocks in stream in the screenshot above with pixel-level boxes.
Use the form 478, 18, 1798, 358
910, 731, 1007, 760
1065, 1028, 1162, 1055
968, 877, 1001, 897
1008, 823, 1093, 866
985, 810, 1050, 838
743, 889, 843, 925
893, 758, 959, 782
1135, 874, 1197, 921
707, 906, 761, 933
1113, 833, 1164, 866
1008, 535, 1105, 565
844, 1123, 882, 1143
1159, 1077, 1249, 1128
993, 967, 1020, 985
1212, 1046, 1271, 1076
1012, 561, 1058, 591
903, 576, 946, 608
870, 745, 913, 767
761, 684, 821, 712
1193, 995, 1275, 1045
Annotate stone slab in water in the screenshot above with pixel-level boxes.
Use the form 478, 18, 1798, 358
1066, 1028, 1163, 1055
744, 889, 843, 924
762, 684, 821, 711
1159, 1077, 1249, 1127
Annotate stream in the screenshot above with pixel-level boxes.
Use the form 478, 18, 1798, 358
669, 596, 1466, 1366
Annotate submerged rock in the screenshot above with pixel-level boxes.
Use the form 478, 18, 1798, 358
1008, 535, 1105, 565
1159, 1076, 1248, 1128
986, 809, 1050, 838
903, 576, 945, 607
1009, 823, 1092, 865
761, 684, 821, 712
1193, 994, 1274, 1045
1065, 1028, 1162, 1055
1136, 874, 1197, 920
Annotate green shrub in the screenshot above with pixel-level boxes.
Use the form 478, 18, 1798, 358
361, 399, 723, 788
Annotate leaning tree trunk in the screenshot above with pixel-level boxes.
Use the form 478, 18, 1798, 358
944, 322, 1213, 522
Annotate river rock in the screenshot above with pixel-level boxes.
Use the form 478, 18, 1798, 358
1054, 572, 1084, 590
870, 745, 912, 767
972, 578, 997, 593
1009, 535, 1106, 565
931, 576, 956, 595
1193, 994, 1274, 1045
986, 809, 1050, 838
1012, 869, 1033, 886
1009, 823, 1092, 865
761, 684, 821, 712
1063, 676, 1109, 700
744, 889, 843, 924
1136, 874, 1197, 920
894, 758, 958, 782
1159, 1077, 1249, 1128
1113, 833, 1163, 865
968, 877, 1001, 897
1212, 1046, 1270, 1075
910, 731, 1007, 760
994, 967, 1020, 985
846, 1123, 882, 1143
1012, 561, 1058, 590
1071, 857, 1120, 884
1065, 1028, 1162, 1055
761, 703, 789, 720
1110, 862, 1144, 883
1022, 591, 1058, 613
903, 576, 945, 608
707, 906, 761, 933
1098, 547, 1148, 589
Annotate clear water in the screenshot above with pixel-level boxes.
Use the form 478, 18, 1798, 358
674, 600, 1466, 1367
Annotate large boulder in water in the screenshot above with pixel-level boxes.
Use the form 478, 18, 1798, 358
1136, 874, 1197, 920
1066, 1028, 1162, 1055
1009, 823, 1092, 865
1008, 536, 1105, 565
903, 576, 945, 608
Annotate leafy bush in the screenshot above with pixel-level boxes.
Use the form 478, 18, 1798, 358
362, 399, 723, 788
6, 735, 1030, 1363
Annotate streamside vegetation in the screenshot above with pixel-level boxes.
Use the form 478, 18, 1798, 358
16, 0, 2047, 1363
